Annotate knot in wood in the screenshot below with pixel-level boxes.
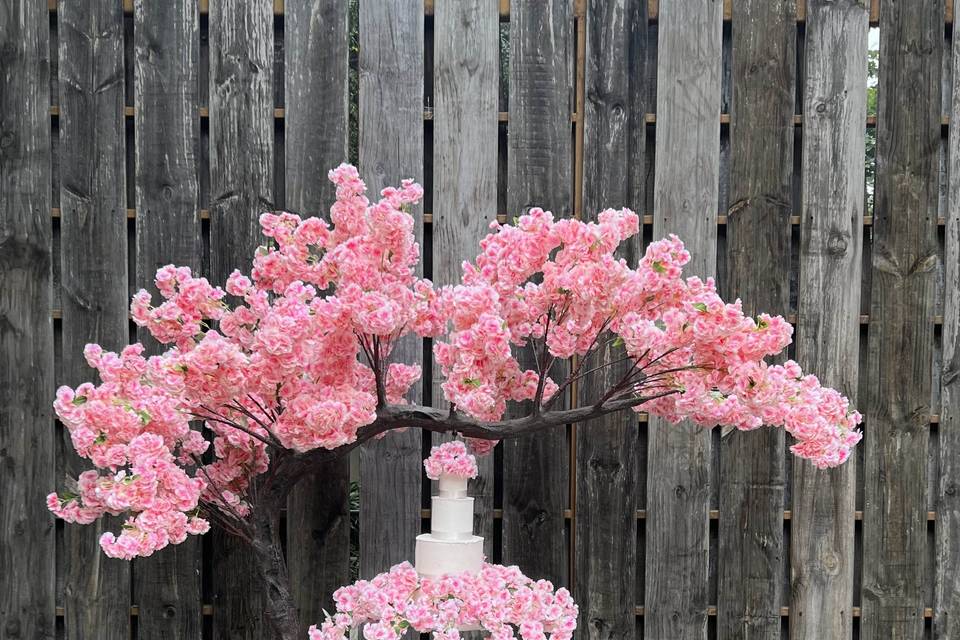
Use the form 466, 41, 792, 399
827, 229, 849, 255
819, 549, 840, 575
3, 617, 21, 637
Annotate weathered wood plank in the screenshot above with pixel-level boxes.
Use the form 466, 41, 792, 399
431, 0, 499, 561
862, 1, 941, 638
935, 0, 960, 635
718, 1, 794, 637
503, 0, 573, 589
57, 0, 130, 636
133, 0, 204, 637
645, 0, 721, 637
575, 1, 647, 639
358, 0, 424, 578
0, 2, 55, 638
284, 1, 348, 217
208, 0, 274, 637
284, 0, 350, 633
791, 2, 867, 637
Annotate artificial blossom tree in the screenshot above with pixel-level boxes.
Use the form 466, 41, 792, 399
49, 165, 862, 639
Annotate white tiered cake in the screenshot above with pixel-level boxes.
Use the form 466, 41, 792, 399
415, 473, 484, 577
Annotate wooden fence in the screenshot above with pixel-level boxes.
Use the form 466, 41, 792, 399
1, 0, 958, 638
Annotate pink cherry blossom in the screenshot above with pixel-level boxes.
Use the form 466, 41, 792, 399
50, 164, 862, 562
423, 441, 478, 480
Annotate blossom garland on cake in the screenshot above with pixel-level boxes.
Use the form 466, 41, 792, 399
309, 561, 577, 640
424, 441, 479, 480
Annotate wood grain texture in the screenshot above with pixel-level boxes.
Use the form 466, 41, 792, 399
575, 1, 647, 639
208, 0, 274, 637
431, 0, 499, 560
133, 0, 204, 637
57, 0, 130, 636
285, 0, 348, 216
284, 0, 350, 633
719, 0, 794, 636
791, 1, 867, 637
357, 0, 424, 579
861, 0, 941, 638
503, 0, 573, 589
935, 0, 960, 635
0, 1, 55, 638
645, 1, 721, 637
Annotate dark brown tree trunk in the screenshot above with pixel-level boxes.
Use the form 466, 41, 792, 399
248, 511, 301, 640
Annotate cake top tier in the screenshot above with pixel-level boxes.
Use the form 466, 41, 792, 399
424, 441, 478, 481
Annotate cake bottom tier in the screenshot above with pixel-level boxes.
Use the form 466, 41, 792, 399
415, 533, 484, 577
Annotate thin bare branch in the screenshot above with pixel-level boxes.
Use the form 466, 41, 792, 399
190, 409, 280, 449
229, 400, 283, 443
246, 393, 277, 422
191, 454, 253, 538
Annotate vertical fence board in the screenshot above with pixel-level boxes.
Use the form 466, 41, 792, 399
358, 0, 424, 578
0, 1, 54, 638
719, 1, 794, 637
503, 0, 572, 589
645, 1, 721, 637
209, 0, 274, 637
58, 0, 130, 637
575, 1, 647, 638
431, 0, 499, 558
792, 1, 867, 637
935, 0, 960, 635
862, 1, 941, 638
284, 1, 350, 633
133, 1, 203, 637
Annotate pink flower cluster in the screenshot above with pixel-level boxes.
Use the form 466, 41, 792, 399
423, 441, 478, 480
431, 207, 642, 421
440, 212, 861, 468
308, 561, 578, 640
614, 236, 862, 468
51, 165, 442, 557
48, 345, 210, 558
51, 163, 862, 559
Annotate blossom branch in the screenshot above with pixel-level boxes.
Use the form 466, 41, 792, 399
190, 454, 254, 540
369, 391, 677, 440
256, 390, 679, 510
228, 400, 282, 443
532, 308, 556, 413
189, 409, 282, 449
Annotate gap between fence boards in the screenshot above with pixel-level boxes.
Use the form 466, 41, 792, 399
46, 104, 946, 129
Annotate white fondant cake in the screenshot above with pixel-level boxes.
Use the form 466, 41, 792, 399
415, 473, 484, 577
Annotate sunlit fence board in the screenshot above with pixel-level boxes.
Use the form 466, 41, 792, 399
357, 0, 425, 580
284, 1, 351, 635
645, 1, 722, 637
791, 1, 868, 638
